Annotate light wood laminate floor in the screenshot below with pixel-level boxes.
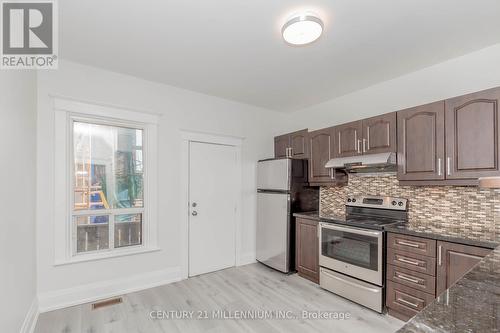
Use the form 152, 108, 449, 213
35, 263, 404, 333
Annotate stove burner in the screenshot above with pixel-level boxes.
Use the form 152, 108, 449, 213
343, 195, 408, 230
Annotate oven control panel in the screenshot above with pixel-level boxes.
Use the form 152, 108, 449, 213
346, 195, 408, 211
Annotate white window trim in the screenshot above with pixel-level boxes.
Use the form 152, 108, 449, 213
53, 97, 160, 266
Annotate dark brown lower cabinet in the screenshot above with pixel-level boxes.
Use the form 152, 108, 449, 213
386, 232, 437, 321
295, 217, 319, 284
386, 233, 492, 322
387, 281, 436, 320
387, 265, 436, 295
436, 241, 491, 295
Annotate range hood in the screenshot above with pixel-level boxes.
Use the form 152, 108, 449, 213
325, 152, 397, 173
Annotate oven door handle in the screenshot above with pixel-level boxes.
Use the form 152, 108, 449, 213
319, 222, 382, 237
321, 269, 380, 293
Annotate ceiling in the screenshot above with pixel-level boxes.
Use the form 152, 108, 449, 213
60, 0, 500, 112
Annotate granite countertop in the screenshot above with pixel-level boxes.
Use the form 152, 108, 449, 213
397, 244, 500, 332
385, 220, 500, 249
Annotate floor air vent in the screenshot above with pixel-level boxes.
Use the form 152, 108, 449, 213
91, 297, 123, 310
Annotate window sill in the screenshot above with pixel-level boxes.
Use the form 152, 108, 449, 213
54, 246, 161, 267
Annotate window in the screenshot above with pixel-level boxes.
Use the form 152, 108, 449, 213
72, 121, 145, 254
53, 98, 159, 265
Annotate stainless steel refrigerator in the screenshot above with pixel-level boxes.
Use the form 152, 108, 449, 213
256, 158, 318, 273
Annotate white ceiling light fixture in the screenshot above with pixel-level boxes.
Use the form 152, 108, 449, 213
282, 13, 324, 46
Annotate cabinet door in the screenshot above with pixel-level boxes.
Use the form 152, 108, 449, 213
362, 112, 397, 154
290, 129, 309, 159
308, 128, 335, 183
397, 102, 445, 181
436, 241, 491, 295
296, 218, 319, 283
445, 87, 500, 179
274, 134, 290, 158
333, 121, 363, 158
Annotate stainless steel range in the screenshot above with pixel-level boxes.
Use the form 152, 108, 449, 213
319, 195, 408, 313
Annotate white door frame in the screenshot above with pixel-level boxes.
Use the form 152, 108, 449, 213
180, 130, 243, 279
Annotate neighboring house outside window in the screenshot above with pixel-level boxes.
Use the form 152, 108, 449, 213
72, 122, 145, 254
53, 98, 159, 265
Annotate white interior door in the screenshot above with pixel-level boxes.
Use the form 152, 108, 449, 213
189, 141, 238, 277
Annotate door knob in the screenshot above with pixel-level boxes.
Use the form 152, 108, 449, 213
192, 211, 198, 216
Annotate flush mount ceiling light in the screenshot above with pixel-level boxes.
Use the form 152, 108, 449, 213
282, 13, 323, 46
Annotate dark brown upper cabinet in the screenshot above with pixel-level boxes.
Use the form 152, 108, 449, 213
274, 134, 290, 158
445, 87, 500, 180
308, 127, 335, 183
333, 113, 396, 158
274, 129, 308, 159
272, 86, 500, 186
363, 112, 397, 154
436, 241, 491, 296
290, 129, 309, 159
397, 102, 445, 181
333, 121, 363, 158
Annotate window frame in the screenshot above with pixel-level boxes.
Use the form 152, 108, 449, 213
70, 116, 147, 256
53, 98, 160, 265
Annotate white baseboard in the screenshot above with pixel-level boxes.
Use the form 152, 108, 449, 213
237, 252, 256, 266
38, 267, 182, 313
20, 297, 39, 333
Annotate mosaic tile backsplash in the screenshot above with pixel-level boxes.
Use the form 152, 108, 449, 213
320, 174, 500, 235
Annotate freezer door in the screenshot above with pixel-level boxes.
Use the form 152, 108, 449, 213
256, 191, 290, 273
257, 159, 290, 191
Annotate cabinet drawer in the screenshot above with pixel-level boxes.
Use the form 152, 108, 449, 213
387, 248, 436, 276
387, 281, 435, 321
320, 268, 382, 313
388, 233, 436, 257
387, 264, 435, 295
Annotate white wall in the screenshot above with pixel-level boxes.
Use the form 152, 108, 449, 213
36, 60, 288, 309
0, 71, 38, 332
286, 43, 500, 131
